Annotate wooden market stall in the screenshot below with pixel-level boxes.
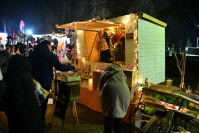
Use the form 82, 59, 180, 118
56, 11, 167, 123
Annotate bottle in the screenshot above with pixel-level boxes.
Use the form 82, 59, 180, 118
145, 78, 148, 84
145, 78, 148, 88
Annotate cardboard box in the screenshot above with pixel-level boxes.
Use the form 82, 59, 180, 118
66, 76, 80, 82
56, 74, 80, 82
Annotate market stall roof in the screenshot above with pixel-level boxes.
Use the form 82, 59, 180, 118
56, 12, 166, 30
56, 19, 124, 30
140, 12, 167, 27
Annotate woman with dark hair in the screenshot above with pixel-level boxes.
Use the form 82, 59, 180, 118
0, 51, 44, 133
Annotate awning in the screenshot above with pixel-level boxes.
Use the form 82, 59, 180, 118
56, 19, 124, 31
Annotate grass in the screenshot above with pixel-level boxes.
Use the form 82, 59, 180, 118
171, 74, 199, 92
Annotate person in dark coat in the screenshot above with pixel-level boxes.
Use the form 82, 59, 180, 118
0, 69, 6, 130
1, 53, 44, 133
0, 69, 6, 112
28, 40, 75, 123
0, 51, 12, 113
115, 37, 125, 62
0, 50, 12, 97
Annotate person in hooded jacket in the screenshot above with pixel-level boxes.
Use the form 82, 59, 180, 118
27, 40, 75, 123
99, 63, 130, 133
1, 51, 44, 133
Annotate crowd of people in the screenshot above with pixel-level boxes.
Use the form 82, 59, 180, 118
0, 38, 75, 133
0, 36, 130, 133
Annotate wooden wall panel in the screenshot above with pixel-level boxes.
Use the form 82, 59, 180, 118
84, 31, 100, 62
138, 19, 165, 84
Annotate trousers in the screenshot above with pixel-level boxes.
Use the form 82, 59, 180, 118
40, 95, 49, 122
104, 117, 123, 133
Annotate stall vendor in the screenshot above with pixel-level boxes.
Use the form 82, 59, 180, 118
115, 37, 125, 62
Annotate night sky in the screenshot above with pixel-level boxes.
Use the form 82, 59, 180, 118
0, 0, 198, 48
0, 0, 53, 34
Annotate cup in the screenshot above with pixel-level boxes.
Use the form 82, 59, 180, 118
166, 79, 173, 87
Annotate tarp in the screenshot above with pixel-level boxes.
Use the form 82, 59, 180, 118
56, 12, 167, 30
56, 19, 124, 30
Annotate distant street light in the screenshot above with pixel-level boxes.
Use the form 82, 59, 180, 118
26, 30, 32, 35
25, 30, 33, 57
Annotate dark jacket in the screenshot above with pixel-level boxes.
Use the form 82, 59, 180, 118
28, 43, 75, 90
2, 54, 44, 133
0, 79, 6, 97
